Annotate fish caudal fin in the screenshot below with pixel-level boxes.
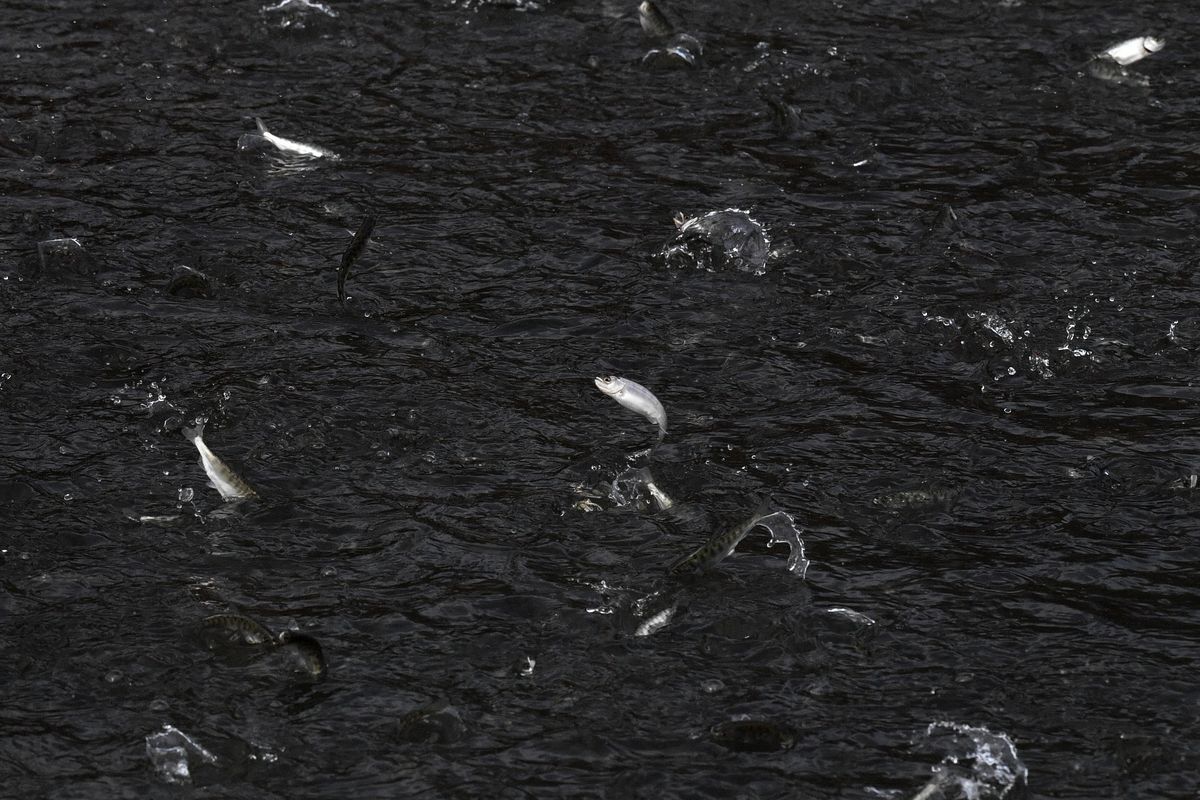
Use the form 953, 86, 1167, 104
255, 117, 269, 135
181, 421, 205, 443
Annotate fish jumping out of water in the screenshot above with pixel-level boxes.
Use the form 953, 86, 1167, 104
594, 375, 668, 440
182, 419, 258, 501
252, 118, 339, 160
202, 614, 327, 680
669, 495, 772, 576
1097, 35, 1164, 66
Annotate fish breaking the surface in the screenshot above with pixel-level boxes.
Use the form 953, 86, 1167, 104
182, 420, 258, 501
669, 495, 772, 576
594, 375, 668, 439
637, 0, 674, 37
1097, 35, 1164, 66
251, 117, 339, 159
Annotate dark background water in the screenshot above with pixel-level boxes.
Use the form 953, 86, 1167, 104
2, 0, 1199, 796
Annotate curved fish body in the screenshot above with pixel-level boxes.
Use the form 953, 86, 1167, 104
594, 376, 667, 439
669, 495, 771, 576
1099, 35, 1164, 66
253, 118, 339, 160
182, 422, 258, 501
203, 613, 275, 645
277, 631, 328, 680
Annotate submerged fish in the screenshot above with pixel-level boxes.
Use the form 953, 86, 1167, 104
1098, 35, 1164, 66
710, 719, 796, 752
182, 420, 257, 501
202, 614, 327, 680
253, 118, 339, 160
277, 631, 328, 680
594, 375, 668, 439
338, 215, 376, 305
669, 495, 771, 576
203, 613, 275, 645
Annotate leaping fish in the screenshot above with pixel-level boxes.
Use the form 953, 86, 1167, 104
1098, 35, 1164, 66
594, 375, 667, 440
182, 419, 258, 501
669, 495, 772, 576
253, 118, 339, 160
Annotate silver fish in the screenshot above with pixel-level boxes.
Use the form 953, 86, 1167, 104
182, 420, 258, 501
253, 118, 339, 160
638, 0, 674, 37
594, 375, 667, 439
634, 603, 676, 637
669, 495, 771, 576
1099, 35, 1164, 66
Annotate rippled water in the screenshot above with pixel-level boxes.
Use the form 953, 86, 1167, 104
3, 0, 1199, 796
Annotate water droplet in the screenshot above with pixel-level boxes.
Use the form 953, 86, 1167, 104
105, 669, 124, 684
701, 679, 726, 693
178, 487, 194, 503
321, 566, 337, 578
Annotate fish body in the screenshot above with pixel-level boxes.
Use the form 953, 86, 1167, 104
1100, 35, 1164, 66
638, 0, 674, 37
254, 118, 339, 159
277, 631, 328, 680
710, 719, 796, 752
634, 603, 676, 637
338, 215, 376, 304
203, 613, 274, 645
669, 495, 771, 576
182, 421, 257, 501
594, 376, 667, 439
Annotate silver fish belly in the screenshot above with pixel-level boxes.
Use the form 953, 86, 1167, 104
182, 422, 257, 501
1100, 35, 1164, 66
254, 118, 339, 159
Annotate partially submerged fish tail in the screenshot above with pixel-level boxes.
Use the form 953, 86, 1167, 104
255, 117, 269, 135
181, 421, 205, 443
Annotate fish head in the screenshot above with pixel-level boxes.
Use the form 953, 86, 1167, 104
594, 376, 627, 398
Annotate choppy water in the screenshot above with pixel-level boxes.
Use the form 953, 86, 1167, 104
3, 0, 1199, 797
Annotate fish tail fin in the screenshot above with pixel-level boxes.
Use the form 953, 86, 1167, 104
751, 492, 772, 521
255, 117, 269, 134
181, 418, 206, 443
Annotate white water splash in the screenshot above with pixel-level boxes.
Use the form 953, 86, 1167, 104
145, 724, 217, 785
910, 721, 1027, 800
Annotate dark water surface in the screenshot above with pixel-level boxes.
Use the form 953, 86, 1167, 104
3, 0, 1199, 797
